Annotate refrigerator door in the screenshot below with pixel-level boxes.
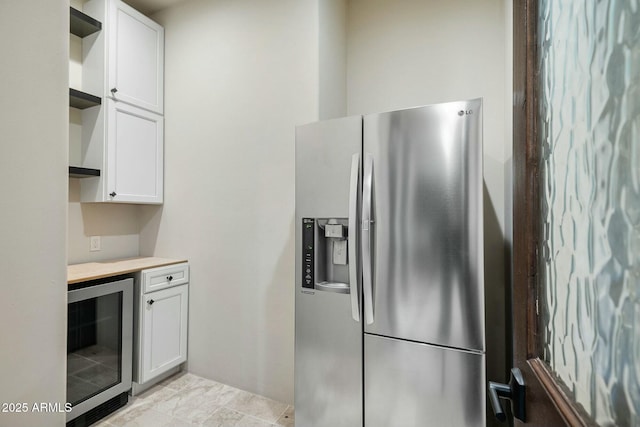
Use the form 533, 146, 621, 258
362, 99, 484, 352
364, 334, 486, 427
295, 116, 363, 427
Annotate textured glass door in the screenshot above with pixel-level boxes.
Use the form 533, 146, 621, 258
538, 1, 640, 425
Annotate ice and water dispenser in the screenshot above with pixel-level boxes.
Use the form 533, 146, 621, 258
302, 218, 351, 293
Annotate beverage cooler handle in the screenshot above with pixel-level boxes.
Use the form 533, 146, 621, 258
348, 153, 361, 322
362, 153, 375, 325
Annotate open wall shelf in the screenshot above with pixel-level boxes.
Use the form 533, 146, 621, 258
69, 8, 102, 181
70, 7, 102, 38
70, 88, 101, 109
69, 166, 100, 178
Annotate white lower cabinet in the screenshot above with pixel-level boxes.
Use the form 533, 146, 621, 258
134, 263, 189, 390
140, 284, 188, 383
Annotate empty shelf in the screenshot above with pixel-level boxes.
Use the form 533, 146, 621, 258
69, 166, 100, 178
69, 88, 101, 109
70, 7, 102, 38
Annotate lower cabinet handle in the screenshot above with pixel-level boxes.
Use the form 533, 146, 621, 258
147, 299, 155, 305
109, 192, 117, 197
167, 275, 173, 281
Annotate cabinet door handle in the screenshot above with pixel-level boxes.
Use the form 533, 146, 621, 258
147, 299, 155, 305
167, 275, 173, 282
109, 191, 116, 197
111, 87, 118, 94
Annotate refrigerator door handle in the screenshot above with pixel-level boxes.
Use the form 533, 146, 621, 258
362, 153, 374, 325
348, 153, 361, 322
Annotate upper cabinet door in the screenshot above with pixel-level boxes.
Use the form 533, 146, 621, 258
107, 100, 163, 204
108, 0, 164, 114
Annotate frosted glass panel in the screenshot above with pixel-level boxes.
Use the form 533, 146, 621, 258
538, 1, 640, 426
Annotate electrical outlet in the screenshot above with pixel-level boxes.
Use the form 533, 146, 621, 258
90, 236, 101, 252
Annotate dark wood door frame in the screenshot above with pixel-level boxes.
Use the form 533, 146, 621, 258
512, 1, 597, 425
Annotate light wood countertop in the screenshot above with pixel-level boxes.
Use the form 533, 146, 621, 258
68, 256, 188, 284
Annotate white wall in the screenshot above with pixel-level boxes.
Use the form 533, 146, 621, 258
0, 1, 68, 426
346, 1, 511, 419
319, 0, 347, 119
67, 179, 141, 264
143, 0, 319, 404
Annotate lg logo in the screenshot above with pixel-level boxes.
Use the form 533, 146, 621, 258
458, 110, 473, 116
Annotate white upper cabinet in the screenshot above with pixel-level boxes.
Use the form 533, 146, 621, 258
107, 100, 163, 204
108, 1, 164, 114
79, 0, 164, 204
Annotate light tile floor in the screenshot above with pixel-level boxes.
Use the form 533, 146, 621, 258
95, 372, 294, 427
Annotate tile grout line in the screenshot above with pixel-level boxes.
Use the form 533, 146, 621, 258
273, 404, 289, 423
221, 405, 281, 425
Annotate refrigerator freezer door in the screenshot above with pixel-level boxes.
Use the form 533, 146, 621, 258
296, 291, 363, 426
364, 334, 486, 427
362, 99, 484, 352
295, 116, 363, 427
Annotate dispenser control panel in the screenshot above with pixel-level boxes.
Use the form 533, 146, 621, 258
302, 218, 314, 289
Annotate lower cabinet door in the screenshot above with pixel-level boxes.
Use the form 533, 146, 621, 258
364, 334, 486, 427
141, 284, 188, 384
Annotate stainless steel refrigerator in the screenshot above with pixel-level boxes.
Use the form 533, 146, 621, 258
295, 98, 485, 427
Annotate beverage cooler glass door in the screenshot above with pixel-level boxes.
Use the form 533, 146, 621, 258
67, 278, 133, 422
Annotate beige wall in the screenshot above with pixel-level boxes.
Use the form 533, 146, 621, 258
0, 1, 68, 425
143, 0, 319, 404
